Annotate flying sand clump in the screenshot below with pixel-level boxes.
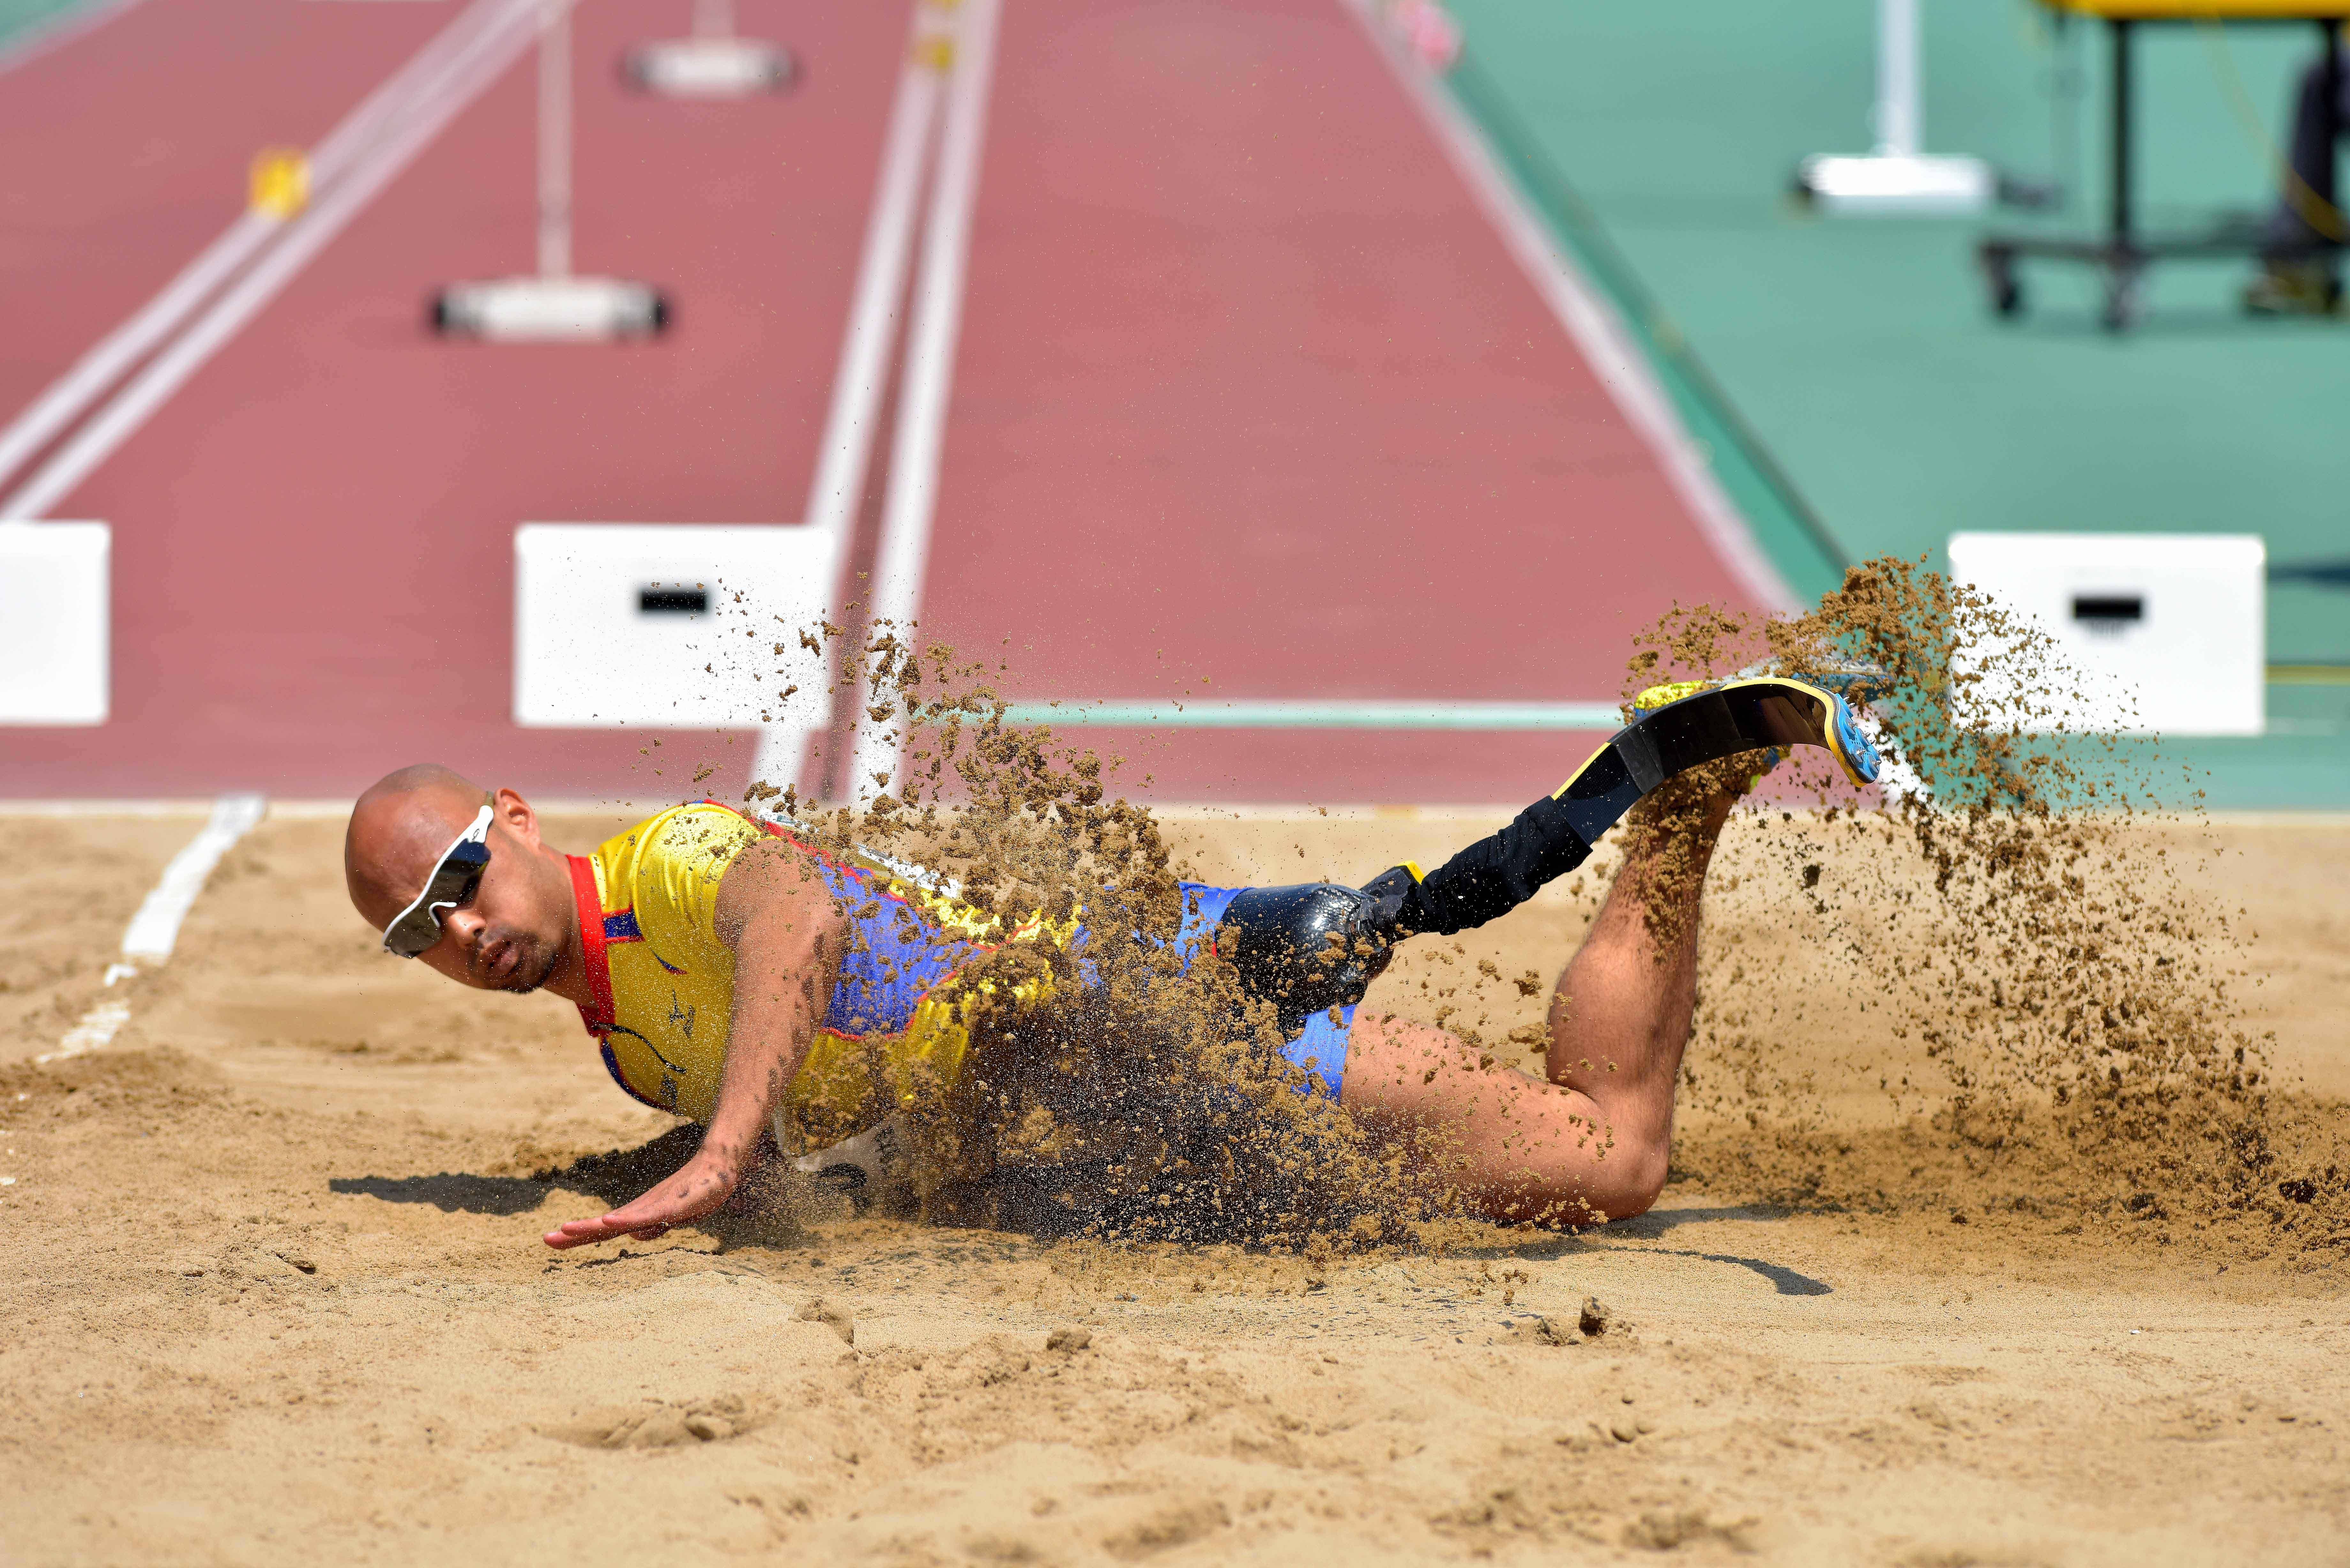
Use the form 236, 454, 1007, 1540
1641, 558, 2345, 1260
739, 628, 1476, 1250
718, 561, 2344, 1260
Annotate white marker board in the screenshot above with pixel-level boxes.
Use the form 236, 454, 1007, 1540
0, 521, 109, 725
514, 524, 839, 729
1946, 532, 2265, 736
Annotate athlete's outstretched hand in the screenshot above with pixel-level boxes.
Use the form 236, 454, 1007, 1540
542, 1146, 741, 1250
544, 836, 843, 1252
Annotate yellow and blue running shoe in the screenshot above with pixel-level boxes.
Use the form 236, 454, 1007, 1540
1632, 660, 1885, 791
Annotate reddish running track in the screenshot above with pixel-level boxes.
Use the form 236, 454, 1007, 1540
1, 0, 1770, 804
0, 0, 451, 418
921, 0, 1764, 801
2, 0, 904, 800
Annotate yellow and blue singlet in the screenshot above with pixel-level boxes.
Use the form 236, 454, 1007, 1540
565, 802, 1353, 1140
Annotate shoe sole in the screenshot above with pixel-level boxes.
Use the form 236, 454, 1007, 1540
1628, 677, 1880, 789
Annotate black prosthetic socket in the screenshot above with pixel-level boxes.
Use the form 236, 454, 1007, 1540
1364, 794, 1599, 940
1213, 883, 1395, 1035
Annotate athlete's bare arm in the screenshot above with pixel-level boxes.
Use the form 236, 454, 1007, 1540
542, 839, 846, 1249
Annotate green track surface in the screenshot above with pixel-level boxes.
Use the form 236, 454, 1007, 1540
1444, 0, 2350, 805
0, 0, 101, 54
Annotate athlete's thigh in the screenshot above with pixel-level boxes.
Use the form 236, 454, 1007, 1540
1340, 1012, 1650, 1221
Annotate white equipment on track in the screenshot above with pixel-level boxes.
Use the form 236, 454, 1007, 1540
434, 0, 668, 341
1794, 0, 1996, 216
625, 0, 794, 98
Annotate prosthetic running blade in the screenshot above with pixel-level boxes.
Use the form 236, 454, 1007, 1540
1366, 676, 1877, 940
1212, 672, 1889, 1029
1211, 678, 1888, 1028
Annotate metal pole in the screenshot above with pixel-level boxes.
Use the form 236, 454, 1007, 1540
537, 0, 571, 278
2318, 18, 2342, 248
2109, 17, 2133, 249
1874, 0, 1922, 159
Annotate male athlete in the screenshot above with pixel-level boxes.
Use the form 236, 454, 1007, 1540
341, 675, 1881, 1250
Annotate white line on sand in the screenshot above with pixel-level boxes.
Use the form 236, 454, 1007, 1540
0, 0, 545, 518
48, 999, 133, 1059
846, 0, 1000, 799
1338, 0, 1799, 616
750, 9, 949, 789
38, 792, 266, 1064
120, 792, 268, 961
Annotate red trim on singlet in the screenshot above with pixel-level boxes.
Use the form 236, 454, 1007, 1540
566, 854, 616, 1037
749, 816, 945, 925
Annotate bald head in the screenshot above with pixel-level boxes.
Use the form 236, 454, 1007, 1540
344, 765, 581, 996
345, 764, 491, 928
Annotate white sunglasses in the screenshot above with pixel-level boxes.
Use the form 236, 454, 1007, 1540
381, 805, 494, 957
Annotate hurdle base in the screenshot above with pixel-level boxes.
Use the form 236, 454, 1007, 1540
1794, 153, 1995, 218
624, 37, 795, 98
432, 277, 669, 342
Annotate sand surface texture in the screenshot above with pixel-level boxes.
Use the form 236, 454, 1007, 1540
2, 808, 2345, 1565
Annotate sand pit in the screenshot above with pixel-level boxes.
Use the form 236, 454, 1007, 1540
2, 803, 2346, 1565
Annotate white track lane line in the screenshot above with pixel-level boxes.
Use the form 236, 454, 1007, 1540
37, 792, 266, 1064
0, 208, 277, 496
801, 41, 944, 552
845, 0, 999, 798
749, 7, 948, 791
0, 0, 547, 521
1338, 0, 1799, 615
0, 0, 540, 507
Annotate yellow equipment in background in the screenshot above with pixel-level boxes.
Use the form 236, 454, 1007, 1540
1979, 2, 2350, 328
247, 148, 310, 220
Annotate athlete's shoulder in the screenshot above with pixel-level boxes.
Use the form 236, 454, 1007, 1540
617, 800, 765, 866
600, 802, 769, 933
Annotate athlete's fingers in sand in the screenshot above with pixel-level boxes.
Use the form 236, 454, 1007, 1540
542, 1215, 627, 1249
542, 1157, 737, 1249
542, 1200, 697, 1249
